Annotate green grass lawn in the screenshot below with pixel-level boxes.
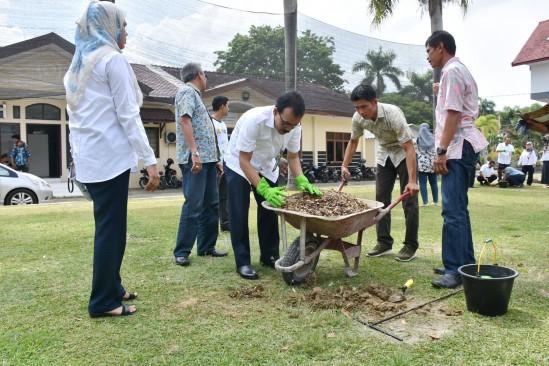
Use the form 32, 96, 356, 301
1, 184, 548, 365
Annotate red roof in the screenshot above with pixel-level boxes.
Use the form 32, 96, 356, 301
512, 19, 549, 66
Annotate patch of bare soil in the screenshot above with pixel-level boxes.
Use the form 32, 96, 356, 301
287, 284, 407, 315
229, 285, 265, 299
288, 284, 463, 343
283, 190, 370, 217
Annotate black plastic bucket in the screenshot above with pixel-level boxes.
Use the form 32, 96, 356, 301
458, 264, 518, 316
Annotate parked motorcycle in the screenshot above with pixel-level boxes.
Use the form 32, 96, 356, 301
139, 167, 166, 190
302, 161, 318, 183
160, 158, 181, 189
316, 162, 338, 183
359, 159, 376, 180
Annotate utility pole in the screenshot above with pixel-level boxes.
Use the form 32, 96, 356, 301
284, 0, 297, 92
284, 0, 298, 188
429, 0, 442, 133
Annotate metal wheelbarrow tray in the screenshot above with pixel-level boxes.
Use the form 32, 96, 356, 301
262, 192, 408, 285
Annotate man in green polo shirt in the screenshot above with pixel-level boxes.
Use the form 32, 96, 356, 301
341, 84, 419, 262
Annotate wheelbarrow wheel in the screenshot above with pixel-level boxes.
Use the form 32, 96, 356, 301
280, 234, 321, 286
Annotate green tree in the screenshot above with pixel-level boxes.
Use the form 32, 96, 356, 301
214, 26, 345, 92
379, 92, 432, 125
475, 114, 500, 152
367, 0, 471, 131
352, 47, 403, 95
479, 98, 496, 116
400, 70, 434, 103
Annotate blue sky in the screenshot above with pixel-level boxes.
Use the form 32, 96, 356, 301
1, 0, 546, 108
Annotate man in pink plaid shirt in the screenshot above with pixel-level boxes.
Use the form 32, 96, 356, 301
426, 30, 488, 289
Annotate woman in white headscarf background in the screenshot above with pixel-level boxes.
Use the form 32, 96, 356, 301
64, 0, 160, 317
416, 123, 439, 206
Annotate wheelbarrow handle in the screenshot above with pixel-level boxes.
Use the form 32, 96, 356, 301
374, 191, 411, 223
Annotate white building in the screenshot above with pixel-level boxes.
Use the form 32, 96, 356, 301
512, 19, 549, 103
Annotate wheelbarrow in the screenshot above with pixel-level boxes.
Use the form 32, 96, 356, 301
262, 191, 410, 285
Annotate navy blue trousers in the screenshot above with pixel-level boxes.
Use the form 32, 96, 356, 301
441, 141, 478, 275
225, 166, 279, 268
86, 170, 130, 314
173, 161, 219, 257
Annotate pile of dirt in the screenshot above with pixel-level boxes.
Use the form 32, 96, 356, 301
287, 284, 408, 315
283, 190, 370, 217
229, 285, 265, 299
288, 284, 464, 343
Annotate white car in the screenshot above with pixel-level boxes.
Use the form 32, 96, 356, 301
0, 163, 53, 205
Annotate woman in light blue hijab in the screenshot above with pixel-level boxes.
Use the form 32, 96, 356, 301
64, 0, 159, 318
416, 123, 438, 206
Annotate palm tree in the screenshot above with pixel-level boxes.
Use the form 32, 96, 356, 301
400, 70, 433, 103
352, 47, 403, 96
367, 0, 471, 129
475, 114, 500, 138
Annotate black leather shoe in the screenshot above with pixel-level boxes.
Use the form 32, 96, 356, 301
432, 273, 462, 289
175, 256, 190, 266
198, 249, 228, 257
237, 265, 259, 280
260, 256, 279, 269
433, 267, 445, 275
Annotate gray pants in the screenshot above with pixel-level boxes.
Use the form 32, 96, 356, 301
376, 158, 419, 250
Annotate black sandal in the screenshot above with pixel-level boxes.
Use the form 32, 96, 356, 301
122, 292, 138, 301
89, 304, 136, 318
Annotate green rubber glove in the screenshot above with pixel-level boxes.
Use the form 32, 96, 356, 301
295, 174, 322, 196
256, 177, 287, 208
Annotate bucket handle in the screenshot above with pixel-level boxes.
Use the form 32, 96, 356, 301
477, 239, 498, 275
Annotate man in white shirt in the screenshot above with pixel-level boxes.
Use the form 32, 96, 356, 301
495, 137, 514, 181
517, 142, 537, 186
224, 91, 321, 280
211, 96, 230, 231
477, 160, 497, 186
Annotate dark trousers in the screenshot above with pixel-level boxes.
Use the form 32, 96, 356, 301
218, 173, 229, 229
225, 166, 279, 268
507, 174, 526, 187
477, 175, 497, 185
376, 158, 419, 250
521, 165, 534, 186
16, 164, 29, 172
418, 172, 438, 205
497, 163, 509, 181
85, 170, 130, 314
174, 161, 219, 257
441, 141, 478, 275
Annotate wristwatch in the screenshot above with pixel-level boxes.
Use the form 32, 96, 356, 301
436, 147, 447, 156
192, 151, 200, 157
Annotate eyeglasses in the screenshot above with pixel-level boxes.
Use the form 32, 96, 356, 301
278, 113, 300, 130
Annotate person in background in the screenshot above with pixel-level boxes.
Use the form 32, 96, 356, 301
495, 137, 514, 181
211, 95, 230, 231
9, 134, 31, 172
341, 84, 420, 262
522, 117, 549, 188
542, 136, 549, 188
172, 63, 227, 267
416, 123, 438, 206
425, 30, 488, 288
502, 166, 526, 187
477, 160, 497, 186
64, 0, 160, 317
517, 141, 537, 186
